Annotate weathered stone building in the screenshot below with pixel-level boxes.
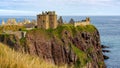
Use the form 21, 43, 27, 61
37, 11, 58, 29
74, 17, 90, 27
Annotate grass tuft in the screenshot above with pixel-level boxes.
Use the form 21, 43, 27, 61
0, 43, 68, 68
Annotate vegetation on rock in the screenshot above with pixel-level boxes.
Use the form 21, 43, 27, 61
0, 25, 26, 33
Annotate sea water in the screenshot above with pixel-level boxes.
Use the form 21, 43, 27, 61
0, 16, 120, 68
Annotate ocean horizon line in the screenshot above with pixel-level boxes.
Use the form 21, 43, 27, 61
0, 15, 120, 17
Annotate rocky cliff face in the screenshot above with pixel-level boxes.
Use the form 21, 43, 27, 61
24, 25, 106, 68
0, 25, 106, 68
0, 34, 22, 51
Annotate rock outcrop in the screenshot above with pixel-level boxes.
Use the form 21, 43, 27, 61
0, 25, 106, 68
0, 34, 22, 51
69, 18, 75, 24
24, 25, 106, 68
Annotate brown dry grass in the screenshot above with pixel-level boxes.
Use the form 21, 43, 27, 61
0, 43, 68, 68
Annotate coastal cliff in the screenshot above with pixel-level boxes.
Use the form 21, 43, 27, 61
0, 25, 106, 68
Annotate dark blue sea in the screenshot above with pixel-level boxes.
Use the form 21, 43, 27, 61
0, 16, 120, 68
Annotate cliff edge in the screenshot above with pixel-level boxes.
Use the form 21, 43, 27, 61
0, 25, 106, 68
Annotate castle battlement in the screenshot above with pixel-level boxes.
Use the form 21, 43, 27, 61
40, 11, 56, 15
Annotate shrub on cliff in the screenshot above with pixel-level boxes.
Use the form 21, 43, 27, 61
0, 25, 26, 32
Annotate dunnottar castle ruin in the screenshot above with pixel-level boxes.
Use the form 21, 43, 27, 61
37, 11, 90, 29
1, 11, 90, 29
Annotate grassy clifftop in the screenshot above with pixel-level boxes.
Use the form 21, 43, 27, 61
27, 24, 97, 39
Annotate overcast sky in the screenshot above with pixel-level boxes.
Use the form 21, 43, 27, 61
0, 0, 120, 16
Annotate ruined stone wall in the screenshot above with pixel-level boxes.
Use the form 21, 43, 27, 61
3, 31, 26, 39
74, 21, 90, 27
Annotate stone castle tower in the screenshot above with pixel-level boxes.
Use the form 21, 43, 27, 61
37, 11, 57, 29
86, 17, 90, 24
